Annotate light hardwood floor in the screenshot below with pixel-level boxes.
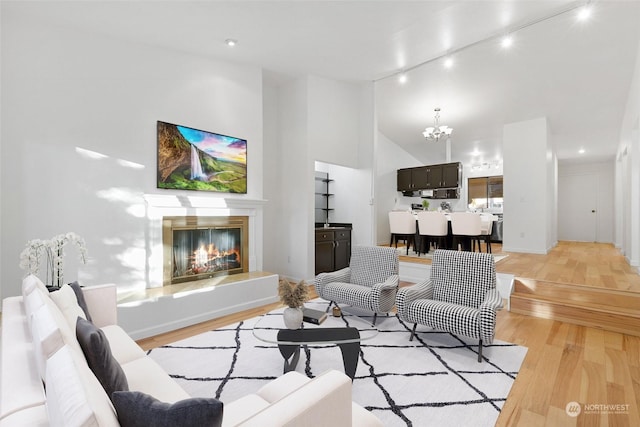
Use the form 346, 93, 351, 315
138, 242, 640, 426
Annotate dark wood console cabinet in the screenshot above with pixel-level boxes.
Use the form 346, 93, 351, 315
315, 228, 351, 275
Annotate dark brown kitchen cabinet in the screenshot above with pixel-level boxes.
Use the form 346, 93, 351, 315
425, 165, 442, 188
333, 229, 351, 271
397, 168, 413, 191
441, 162, 461, 188
315, 228, 351, 274
410, 167, 428, 189
397, 162, 461, 191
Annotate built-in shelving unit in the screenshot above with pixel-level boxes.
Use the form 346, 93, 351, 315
314, 172, 333, 225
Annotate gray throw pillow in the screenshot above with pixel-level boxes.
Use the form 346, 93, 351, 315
112, 391, 223, 427
68, 281, 93, 322
76, 317, 128, 399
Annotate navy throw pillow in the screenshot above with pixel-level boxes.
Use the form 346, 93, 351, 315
76, 317, 128, 399
69, 281, 93, 322
112, 391, 223, 427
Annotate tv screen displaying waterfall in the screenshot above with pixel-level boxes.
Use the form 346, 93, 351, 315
157, 121, 247, 193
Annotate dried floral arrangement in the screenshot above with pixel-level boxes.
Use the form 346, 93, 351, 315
277, 278, 309, 308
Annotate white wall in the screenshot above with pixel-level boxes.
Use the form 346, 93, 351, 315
271, 76, 373, 282
262, 79, 283, 276
503, 117, 555, 254
374, 132, 422, 245
558, 160, 615, 243
313, 80, 375, 248
273, 78, 313, 282
547, 140, 558, 250
616, 38, 640, 268
1, 11, 264, 297
308, 76, 361, 168
314, 162, 368, 243
0, 0, 3, 302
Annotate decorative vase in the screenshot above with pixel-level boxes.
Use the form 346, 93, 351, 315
283, 307, 303, 330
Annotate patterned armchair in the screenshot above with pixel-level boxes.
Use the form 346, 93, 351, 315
395, 249, 503, 362
314, 246, 399, 325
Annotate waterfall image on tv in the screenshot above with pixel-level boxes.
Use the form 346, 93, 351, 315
157, 121, 247, 193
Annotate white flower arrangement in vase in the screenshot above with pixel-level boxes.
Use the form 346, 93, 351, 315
19, 232, 88, 287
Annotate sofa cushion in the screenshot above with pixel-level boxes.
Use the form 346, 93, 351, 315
76, 317, 129, 399
0, 403, 48, 427
46, 345, 119, 427
23, 285, 46, 331
22, 274, 48, 299
101, 325, 147, 365
51, 283, 87, 331
26, 288, 85, 371
69, 281, 93, 322
0, 297, 46, 420
256, 371, 310, 403
120, 356, 190, 403
112, 391, 223, 427
221, 394, 270, 427
229, 370, 355, 427
30, 303, 66, 380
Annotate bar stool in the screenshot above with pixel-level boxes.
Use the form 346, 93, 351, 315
416, 211, 448, 254
449, 212, 483, 252
389, 211, 416, 255
480, 214, 497, 253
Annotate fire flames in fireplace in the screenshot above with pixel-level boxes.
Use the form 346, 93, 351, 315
163, 216, 249, 285
189, 244, 241, 275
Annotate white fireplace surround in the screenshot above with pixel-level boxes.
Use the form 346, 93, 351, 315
115, 194, 276, 340
144, 194, 267, 284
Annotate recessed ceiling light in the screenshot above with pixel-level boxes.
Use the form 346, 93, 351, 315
501, 35, 513, 49
577, 6, 592, 22
398, 72, 407, 84
443, 57, 454, 69
225, 38, 238, 47
579, 148, 586, 154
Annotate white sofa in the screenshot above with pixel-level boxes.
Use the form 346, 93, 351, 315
0, 274, 382, 426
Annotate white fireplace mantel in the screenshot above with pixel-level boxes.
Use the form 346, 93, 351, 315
144, 193, 267, 214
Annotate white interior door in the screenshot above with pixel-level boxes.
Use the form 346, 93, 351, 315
558, 173, 597, 242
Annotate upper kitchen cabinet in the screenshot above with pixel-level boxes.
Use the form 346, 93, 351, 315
441, 162, 462, 188
397, 168, 413, 191
397, 167, 431, 191
397, 162, 461, 191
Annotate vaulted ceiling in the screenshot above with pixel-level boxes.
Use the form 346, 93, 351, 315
6, 1, 640, 166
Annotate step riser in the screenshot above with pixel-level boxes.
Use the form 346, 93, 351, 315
510, 296, 640, 337
513, 280, 640, 311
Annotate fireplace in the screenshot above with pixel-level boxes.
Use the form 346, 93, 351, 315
162, 216, 249, 285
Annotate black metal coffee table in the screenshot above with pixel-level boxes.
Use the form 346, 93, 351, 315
252, 305, 378, 379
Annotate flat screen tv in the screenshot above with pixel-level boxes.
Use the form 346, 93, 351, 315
157, 121, 247, 193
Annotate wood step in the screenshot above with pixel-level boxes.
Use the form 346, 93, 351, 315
510, 279, 640, 337
514, 278, 640, 310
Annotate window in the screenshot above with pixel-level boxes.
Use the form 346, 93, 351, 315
468, 176, 503, 210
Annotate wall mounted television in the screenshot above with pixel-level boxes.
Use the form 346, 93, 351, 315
157, 121, 247, 193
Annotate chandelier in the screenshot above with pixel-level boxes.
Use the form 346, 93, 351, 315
422, 108, 453, 141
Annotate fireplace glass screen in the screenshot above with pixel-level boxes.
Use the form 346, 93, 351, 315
172, 227, 242, 282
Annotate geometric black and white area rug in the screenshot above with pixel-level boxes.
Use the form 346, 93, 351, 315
148, 299, 527, 427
